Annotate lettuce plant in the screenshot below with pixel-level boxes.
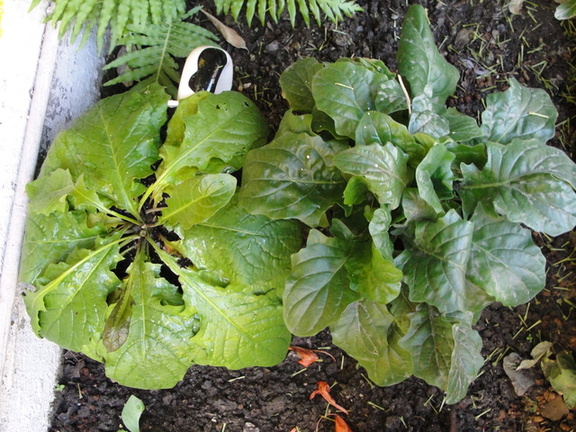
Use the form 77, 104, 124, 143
238, 4, 576, 403
20, 84, 303, 389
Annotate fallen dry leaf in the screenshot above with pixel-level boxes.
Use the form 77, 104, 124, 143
201, 9, 247, 50
289, 345, 336, 367
334, 415, 353, 432
309, 381, 349, 415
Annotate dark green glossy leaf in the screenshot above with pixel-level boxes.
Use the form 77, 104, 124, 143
395, 210, 474, 313
239, 131, 347, 226
460, 139, 576, 236
398, 5, 459, 111
480, 78, 558, 144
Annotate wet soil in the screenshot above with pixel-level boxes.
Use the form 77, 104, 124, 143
49, 0, 576, 431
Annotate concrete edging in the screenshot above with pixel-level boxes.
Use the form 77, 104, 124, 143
0, 1, 104, 430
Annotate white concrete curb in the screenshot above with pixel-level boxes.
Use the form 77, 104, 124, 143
0, 1, 104, 430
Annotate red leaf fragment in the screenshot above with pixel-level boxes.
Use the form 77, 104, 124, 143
309, 381, 349, 415
289, 346, 336, 367
334, 415, 353, 432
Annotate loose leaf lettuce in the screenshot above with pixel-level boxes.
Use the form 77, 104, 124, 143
21, 83, 301, 389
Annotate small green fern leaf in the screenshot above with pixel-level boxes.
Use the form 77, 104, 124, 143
37, 0, 187, 52
104, 10, 219, 97
214, 0, 361, 26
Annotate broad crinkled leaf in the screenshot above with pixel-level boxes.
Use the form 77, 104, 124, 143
19, 210, 109, 284
159, 200, 301, 368
398, 5, 459, 111
39, 83, 169, 216
395, 210, 474, 313
408, 87, 450, 137
467, 205, 546, 306
157, 91, 268, 188
355, 111, 427, 167
460, 139, 576, 236
239, 131, 347, 227
159, 174, 237, 229
176, 197, 303, 289
415, 144, 455, 214
284, 229, 361, 336
345, 243, 402, 304
311, 61, 388, 138
102, 249, 198, 389
26, 169, 75, 215
399, 306, 483, 403
480, 78, 558, 144
331, 300, 413, 386
334, 143, 410, 209
279, 57, 324, 112
24, 235, 124, 352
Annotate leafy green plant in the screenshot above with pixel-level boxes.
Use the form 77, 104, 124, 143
20, 84, 303, 389
237, 4, 576, 403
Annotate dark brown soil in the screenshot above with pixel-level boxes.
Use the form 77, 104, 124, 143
49, 0, 576, 431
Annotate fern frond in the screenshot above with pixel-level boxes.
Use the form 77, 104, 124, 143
39, 0, 187, 52
104, 11, 219, 97
213, 0, 361, 26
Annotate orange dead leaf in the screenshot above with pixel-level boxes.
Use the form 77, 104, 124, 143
309, 381, 349, 415
289, 346, 336, 367
289, 346, 319, 367
334, 415, 353, 432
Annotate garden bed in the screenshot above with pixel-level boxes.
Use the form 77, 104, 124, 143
45, 0, 576, 431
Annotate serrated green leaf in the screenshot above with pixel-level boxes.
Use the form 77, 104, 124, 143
155, 91, 268, 191
39, 84, 169, 216
19, 211, 109, 284
159, 174, 237, 229
467, 205, 546, 306
238, 131, 347, 227
283, 229, 361, 335
24, 235, 125, 351
334, 143, 410, 209
163, 200, 302, 368
480, 78, 558, 144
331, 300, 413, 386
395, 210, 474, 314
398, 5, 459, 111
101, 249, 198, 389
26, 169, 75, 215
460, 139, 576, 236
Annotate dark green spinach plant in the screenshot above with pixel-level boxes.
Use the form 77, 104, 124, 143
20, 84, 303, 389
238, 4, 576, 403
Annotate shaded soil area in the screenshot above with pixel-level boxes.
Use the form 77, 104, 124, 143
49, 0, 576, 431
